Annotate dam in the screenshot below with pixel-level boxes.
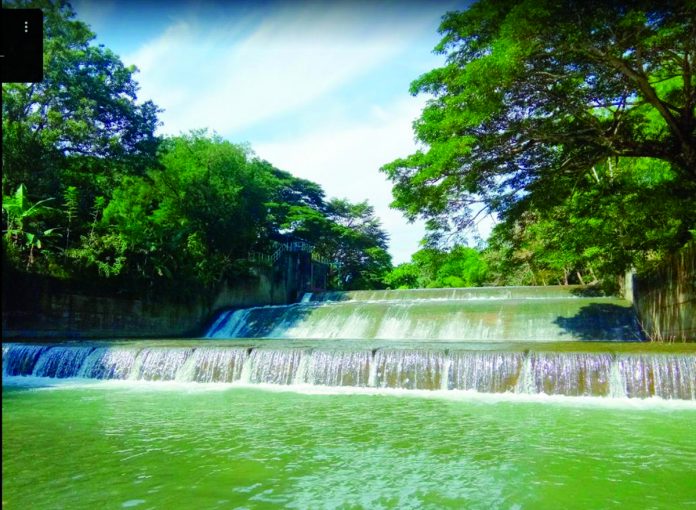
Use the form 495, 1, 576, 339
4, 285, 696, 509
4, 286, 693, 400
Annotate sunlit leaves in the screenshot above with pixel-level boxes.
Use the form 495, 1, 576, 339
384, 245, 487, 289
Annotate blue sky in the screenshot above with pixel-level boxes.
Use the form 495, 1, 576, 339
72, 0, 481, 264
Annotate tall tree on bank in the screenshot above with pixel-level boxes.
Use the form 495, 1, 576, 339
2, 0, 160, 274
381, 0, 695, 263
87, 132, 272, 291
321, 199, 392, 290
2, 0, 160, 201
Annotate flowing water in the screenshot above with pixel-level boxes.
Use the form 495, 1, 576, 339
206, 287, 642, 341
4, 341, 695, 399
3, 286, 696, 508
3, 385, 696, 509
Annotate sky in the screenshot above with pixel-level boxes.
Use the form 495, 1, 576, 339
72, 0, 480, 264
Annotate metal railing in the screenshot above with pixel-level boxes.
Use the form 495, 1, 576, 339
248, 241, 334, 267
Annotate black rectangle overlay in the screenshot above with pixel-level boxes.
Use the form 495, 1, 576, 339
1, 8, 43, 83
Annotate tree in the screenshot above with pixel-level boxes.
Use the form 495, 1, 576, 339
261, 164, 332, 249
381, 0, 695, 255
484, 156, 695, 286
83, 131, 271, 291
256, 170, 394, 290
384, 245, 488, 289
320, 199, 392, 290
2, 0, 160, 207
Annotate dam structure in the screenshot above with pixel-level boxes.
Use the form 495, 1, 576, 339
4, 286, 695, 400
206, 286, 642, 342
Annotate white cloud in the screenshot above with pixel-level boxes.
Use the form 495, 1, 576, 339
111, 1, 472, 264
123, 3, 440, 136
254, 96, 428, 264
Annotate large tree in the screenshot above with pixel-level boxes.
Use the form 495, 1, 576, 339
2, 0, 160, 276
2, 0, 160, 201
320, 199, 392, 290
78, 131, 272, 291
382, 0, 695, 245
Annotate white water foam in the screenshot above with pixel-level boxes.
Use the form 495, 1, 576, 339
5, 375, 696, 410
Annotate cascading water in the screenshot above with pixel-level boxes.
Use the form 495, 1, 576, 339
3, 342, 695, 399
4, 285, 693, 400
206, 286, 643, 341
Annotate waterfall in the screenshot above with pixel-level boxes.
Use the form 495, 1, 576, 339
244, 348, 306, 385
32, 346, 96, 378
304, 286, 598, 302
79, 347, 141, 380
449, 351, 523, 393
303, 350, 372, 387
614, 354, 696, 400
176, 347, 249, 383
515, 352, 614, 397
3, 344, 50, 376
373, 349, 447, 390
132, 348, 194, 381
205, 286, 643, 342
4, 343, 694, 400
4, 285, 690, 400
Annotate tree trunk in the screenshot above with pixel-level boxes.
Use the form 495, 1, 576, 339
576, 271, 585, 286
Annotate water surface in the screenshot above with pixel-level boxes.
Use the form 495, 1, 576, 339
3, 384, 695, 509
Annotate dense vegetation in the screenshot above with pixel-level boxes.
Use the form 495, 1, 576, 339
5, 0, 693, 298
382, 0, 695, 288
384, 245, 488, 289
2, 1, 391, 296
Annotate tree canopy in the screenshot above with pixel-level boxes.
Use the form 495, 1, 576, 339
384, 245, 488, 289
382, 0, 695, 280
2, 0, 161, 199
2, 1, 392, 295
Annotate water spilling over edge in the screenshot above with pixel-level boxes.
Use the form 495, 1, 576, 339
3, 343, 694, 400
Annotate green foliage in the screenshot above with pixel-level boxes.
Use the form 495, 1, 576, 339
1, 3, 393, 296
382, 0, 696, 281
63, 185, 79, 251
2, 184, 60, 269
320, 199, 392, 290
259, 170, 394, 290
483, 157, 695, 286
2, 0, 161, 258
82, 131, 272, 291
384, 245, 487, 289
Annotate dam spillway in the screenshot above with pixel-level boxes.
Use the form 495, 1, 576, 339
206, 286, 642, 342
4, 342, 696, 400
4, 286, 693, 400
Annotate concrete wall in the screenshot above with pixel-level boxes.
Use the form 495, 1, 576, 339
2, 266, 282, 339
628, 240, 696, 341
2, 253, 330, 339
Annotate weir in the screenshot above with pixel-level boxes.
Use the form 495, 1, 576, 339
206, 286, 642, 341
3, 342, 695, 399
4, 286, 694, 400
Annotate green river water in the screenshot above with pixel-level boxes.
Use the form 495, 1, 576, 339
3, 383, 696, 510
4, 287, 695, 508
